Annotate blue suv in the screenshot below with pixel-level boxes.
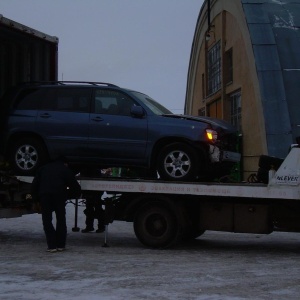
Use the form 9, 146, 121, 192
0, 82, 240, 181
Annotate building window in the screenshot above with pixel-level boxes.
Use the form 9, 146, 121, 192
230, 90, 241, 131
207, 41, 221, 95
225, 48, 233, 84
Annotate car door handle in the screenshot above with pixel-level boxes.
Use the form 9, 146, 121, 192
39, 113, 51, 118
91, 116, 103, 122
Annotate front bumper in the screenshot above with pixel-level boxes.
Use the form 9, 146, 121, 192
209, 145, 241, 163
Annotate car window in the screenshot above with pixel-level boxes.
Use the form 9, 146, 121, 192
93, 89, 135, 116
40, 88, 91, 113
130, 91, 172, 115
13, 88, 43, 110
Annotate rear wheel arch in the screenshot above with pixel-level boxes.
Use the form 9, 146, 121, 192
7, 133, 47, 153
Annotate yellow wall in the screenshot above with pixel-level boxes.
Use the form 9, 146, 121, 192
186, 0, 268, 179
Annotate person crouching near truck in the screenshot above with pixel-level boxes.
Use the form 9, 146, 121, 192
80, 167, 111, 233
81, 191, 106, 233
31, 156, 81, 253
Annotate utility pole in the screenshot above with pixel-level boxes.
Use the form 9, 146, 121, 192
207, 0, 211, 28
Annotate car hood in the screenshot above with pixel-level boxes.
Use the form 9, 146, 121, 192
162, 114, 237, 133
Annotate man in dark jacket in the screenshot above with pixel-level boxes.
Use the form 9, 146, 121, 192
31, 157, 81, 252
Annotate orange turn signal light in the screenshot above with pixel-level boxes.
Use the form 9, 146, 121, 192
206, 129, 217, 142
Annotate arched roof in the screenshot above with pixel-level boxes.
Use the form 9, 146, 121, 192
186, 0, 300, 157
242, 0, 300, 157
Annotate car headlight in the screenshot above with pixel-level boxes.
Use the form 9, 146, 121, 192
206, 129, 218, 143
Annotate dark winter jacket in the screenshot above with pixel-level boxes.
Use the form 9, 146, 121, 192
31, 160, 81, 202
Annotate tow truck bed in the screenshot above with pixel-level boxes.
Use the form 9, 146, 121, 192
2, 147, 300, 248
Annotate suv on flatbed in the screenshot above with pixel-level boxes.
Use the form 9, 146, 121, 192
0, 81, 240, 181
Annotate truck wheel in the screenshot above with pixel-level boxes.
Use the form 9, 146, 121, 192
157, 143, 199, 181
10, 137, 48, 175
134, 203, 183, 248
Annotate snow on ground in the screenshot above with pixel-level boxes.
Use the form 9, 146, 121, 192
1, 204, 300, 299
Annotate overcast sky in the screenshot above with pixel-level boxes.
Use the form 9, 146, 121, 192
1, 1, 204, 113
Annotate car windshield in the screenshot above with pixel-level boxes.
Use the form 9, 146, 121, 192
130, 91, 172, 115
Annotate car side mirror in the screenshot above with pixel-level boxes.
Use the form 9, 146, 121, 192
131, 106, 145, 118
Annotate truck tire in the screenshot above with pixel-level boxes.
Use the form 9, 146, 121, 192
9, 137, 48, 175
134, 202, 183, 248
157, 143, 199, 181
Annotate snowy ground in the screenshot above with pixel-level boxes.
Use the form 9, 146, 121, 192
1, 204, 300, 300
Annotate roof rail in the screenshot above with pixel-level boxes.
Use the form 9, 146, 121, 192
17, 81, 119, 87
56, 81, 119, 87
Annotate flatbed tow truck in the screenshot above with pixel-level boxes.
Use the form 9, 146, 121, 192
1, 147, 300, 248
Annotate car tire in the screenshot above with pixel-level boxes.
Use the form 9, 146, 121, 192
157, 143, 199, 181
10, 137, 49, 175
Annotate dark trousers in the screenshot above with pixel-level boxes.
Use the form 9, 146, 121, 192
40, 194, 67, 249
84, 197, 105, 230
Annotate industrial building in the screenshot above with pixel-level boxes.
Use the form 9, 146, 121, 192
185, 0, 300, 179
